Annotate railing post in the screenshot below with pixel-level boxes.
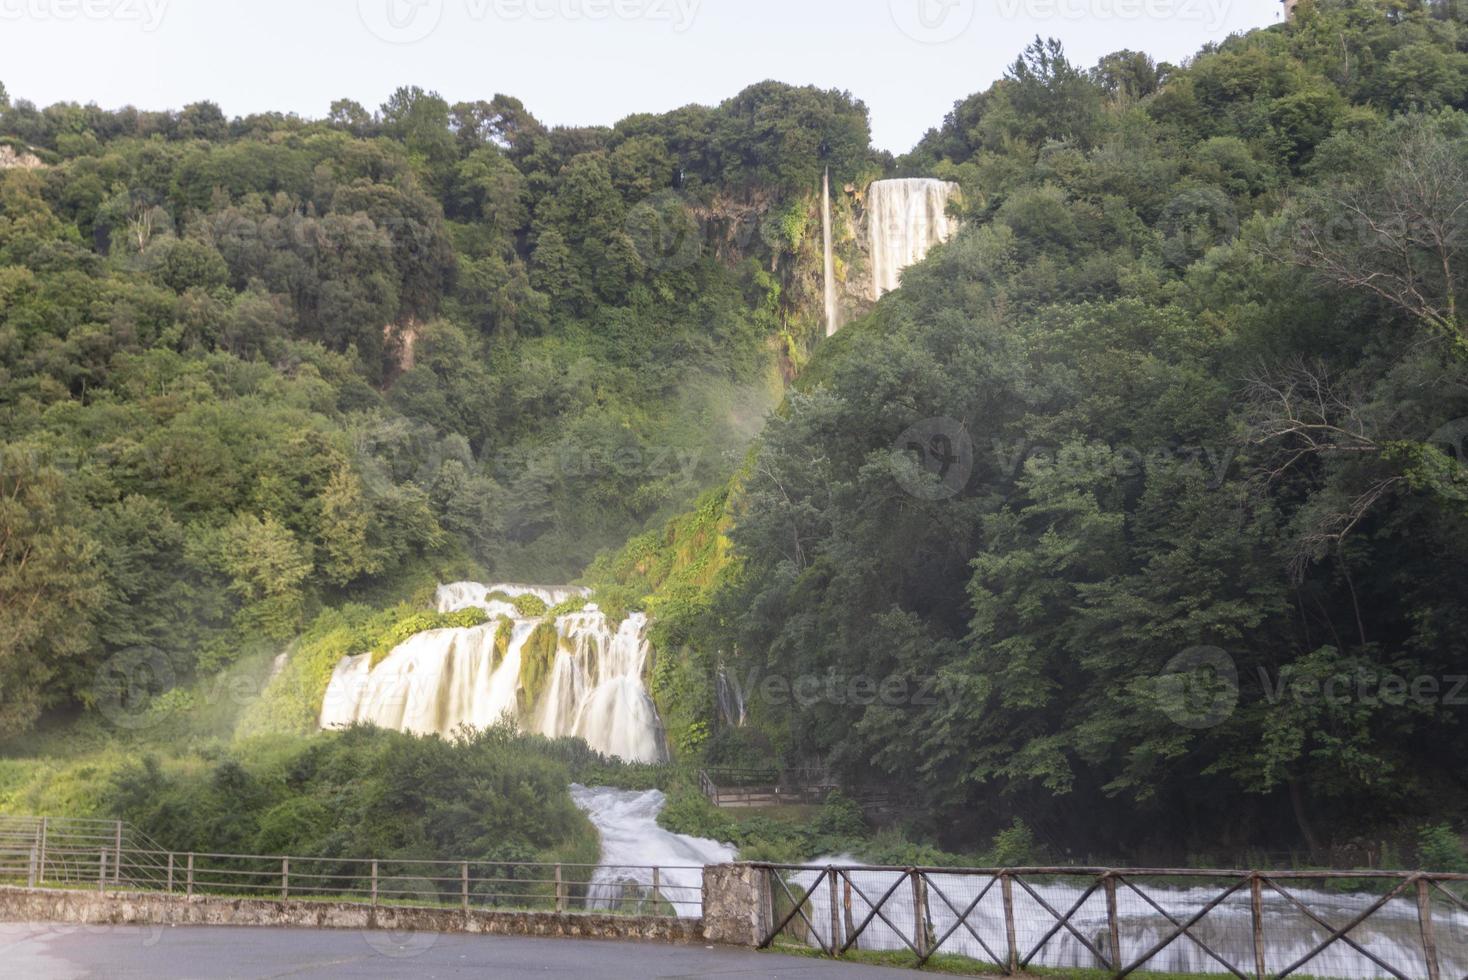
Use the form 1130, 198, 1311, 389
555, 863, 564, 913
98, 849, 108, 893
1251, 874, 1266, 980
1105, 873, 1121, 972
281, 857, 289, 900
461, 861, 469, 914
114, 819, 122, 883
843, 875, 855, 951
829, 869, 841, 956
37, 816, 47, 885
27, 843, 37, 888
186, 853, 194, 898
166, 852, 174, 894
652, 866, 661, 913
1418, 876, 1442, 980
370, 860, 378, 906
911, 870, 929, 959
1001, 872, 1019, 975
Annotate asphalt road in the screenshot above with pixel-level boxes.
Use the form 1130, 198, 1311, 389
0, 923, 923, 978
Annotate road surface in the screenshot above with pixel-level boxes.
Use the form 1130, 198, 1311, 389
0, 923, 923, 978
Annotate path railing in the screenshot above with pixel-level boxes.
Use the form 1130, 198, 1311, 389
0, 815, 704, 918
756, 864, 1468, 979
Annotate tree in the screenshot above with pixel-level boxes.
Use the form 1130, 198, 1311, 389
0, 448, 104, 735
1290, 118, 1467, 346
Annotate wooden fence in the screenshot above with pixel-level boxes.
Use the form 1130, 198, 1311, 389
755, 864, 1468, 979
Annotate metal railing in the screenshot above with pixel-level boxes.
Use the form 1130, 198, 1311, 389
0, 816, 705, 918
756, 864, 1468, 979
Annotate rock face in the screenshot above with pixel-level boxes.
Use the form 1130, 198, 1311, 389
0, 145, 46, 170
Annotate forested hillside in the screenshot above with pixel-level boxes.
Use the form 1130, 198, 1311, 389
613, 0, 1468, 861
4, 0, 1468, 867
0, 78, 868, 737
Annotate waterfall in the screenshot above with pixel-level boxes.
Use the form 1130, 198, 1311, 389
822, 167, 840, 336
867, 177, 960, 300
319, 583, 666, 764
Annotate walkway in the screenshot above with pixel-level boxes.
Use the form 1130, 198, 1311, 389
0, 923, 922, 978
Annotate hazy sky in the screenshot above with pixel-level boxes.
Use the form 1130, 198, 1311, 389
0, 0, 1282, 152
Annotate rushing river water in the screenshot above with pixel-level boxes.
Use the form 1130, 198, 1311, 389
571, 785, 735, 918
786, 865, 1468, 978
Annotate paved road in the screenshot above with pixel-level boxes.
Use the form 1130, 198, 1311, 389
0, 923, 922, 978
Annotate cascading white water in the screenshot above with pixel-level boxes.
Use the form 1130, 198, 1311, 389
571, 785, 736, 918
822, 167, 840, 336
319, 583, 666, 764
867, 177, 960, 300
788, 866, 1468, 977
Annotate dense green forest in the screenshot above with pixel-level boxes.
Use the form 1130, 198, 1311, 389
603, 0, 1468, 862
4, 0, 1468, 866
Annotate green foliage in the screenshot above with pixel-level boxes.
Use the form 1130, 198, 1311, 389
512, 593, 550, 617
369, 607, 488, 667
102, 725, 600, 869
1417, 825, 1468, 873
546, 595, 588, 617
656, 11, 1468, 859
517, 622, 561, 713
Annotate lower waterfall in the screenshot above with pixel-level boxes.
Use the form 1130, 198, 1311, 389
319, 583, 666, 764
572, 785, 736, 918
867, 177, 960, 300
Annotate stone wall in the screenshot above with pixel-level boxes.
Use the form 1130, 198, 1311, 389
701, 863, 771, 946
0, 885, 701, 943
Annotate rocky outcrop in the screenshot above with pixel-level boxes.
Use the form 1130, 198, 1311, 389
0, 145, 47, 170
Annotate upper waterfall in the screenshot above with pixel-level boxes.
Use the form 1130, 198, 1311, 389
319, 583, 666, 764
867, 178, 960, 301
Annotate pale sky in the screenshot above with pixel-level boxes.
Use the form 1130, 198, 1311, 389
0, 0, 1282, 152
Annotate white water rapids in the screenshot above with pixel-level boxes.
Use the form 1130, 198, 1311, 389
319, 583, 665, 763
572, 785, 736, 918
787, 866, 1468, 978
867, 177, 960, 300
